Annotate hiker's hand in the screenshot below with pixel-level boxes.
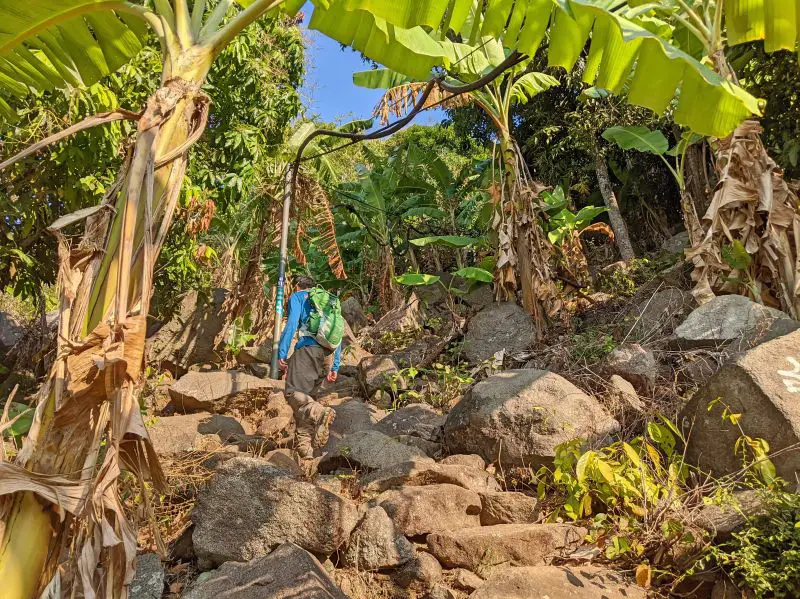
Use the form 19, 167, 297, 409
327, 371, 338, 383
279, 359, 288, 372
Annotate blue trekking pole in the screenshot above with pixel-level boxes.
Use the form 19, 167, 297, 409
270, 167, 293, 379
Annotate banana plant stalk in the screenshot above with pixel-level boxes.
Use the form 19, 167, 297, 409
0, 2, 293, 598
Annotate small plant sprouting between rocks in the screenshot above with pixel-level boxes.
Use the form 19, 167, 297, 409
388, 362, 474, 411
569, 329, 617, 364
225, 315, 257, 358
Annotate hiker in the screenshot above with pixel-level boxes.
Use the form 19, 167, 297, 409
278, 275, 342, 459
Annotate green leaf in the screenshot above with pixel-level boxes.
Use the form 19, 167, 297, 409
509, 72, 560, 105
576, 450, 595, 483
353, 68, 413, 89
722, 239, 753, 271
395, 272, 440, 286
573, 205, 607, 229
453, 266, 493, 283
602, 126, 669, 155
3, 402, 33, 439
409, 235, 477, 248
0, 1, 147, 107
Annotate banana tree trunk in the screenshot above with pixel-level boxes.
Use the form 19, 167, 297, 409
594, 155, 635, 261
493, 130, 559, 339
0, 47, 213, 599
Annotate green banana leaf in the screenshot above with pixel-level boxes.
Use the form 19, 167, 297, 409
0, 1, 148, 121
395, 272, 441, 286
410, 235, 478, 248
312, 0, 762, 137
453, 266, 493, 282
602, 125, 669, 155
725, 0, 799, 54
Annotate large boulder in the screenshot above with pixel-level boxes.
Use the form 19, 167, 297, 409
444, 370, 619, 467
341, 296, 369, 332
183, 543, 347, 599
191, 457, 358, 568
681, 329, 800, 480
374, 403, 444, 442
373, 294, 424, 335
130, 554, 164, 599
394, 552, 442, 589
342, 506, 415, 571
147, 288, 227, 371
602, 343, 656, 394
168, 370, 281, 413
374, 484, 482, 536
0, 311, 23, 357
674, 294, 797, 349
471, 565, 646, 599
319, 430, 431, 473
427, 524, 585, 572
359, 459, 500, 495
463, 302, 534, 363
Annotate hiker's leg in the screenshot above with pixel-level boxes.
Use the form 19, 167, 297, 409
285, 345, 335, 456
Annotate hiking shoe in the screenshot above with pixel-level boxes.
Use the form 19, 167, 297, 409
295, 423, 315, 460
313, 407, 336, 449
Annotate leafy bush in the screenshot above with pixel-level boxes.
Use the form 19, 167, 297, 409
701, 491, 800, 598
569, 330, 617, 363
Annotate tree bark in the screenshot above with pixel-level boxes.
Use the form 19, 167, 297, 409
595, 155, 635, 261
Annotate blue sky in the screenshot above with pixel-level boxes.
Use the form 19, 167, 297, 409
299, 2, 444, 127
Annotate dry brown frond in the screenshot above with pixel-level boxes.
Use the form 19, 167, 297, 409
374, 83, 469, 125
689, 120, 800, 317
294, 173, 347, 279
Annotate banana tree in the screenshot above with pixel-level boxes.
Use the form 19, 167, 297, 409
0, 1, 770, 597
641, 0, 800, 316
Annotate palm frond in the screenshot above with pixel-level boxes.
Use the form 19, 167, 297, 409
294, 173, 347, 279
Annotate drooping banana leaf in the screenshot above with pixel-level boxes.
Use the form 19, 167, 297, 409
725, 0, 799, 54
0, 1, 149, 121
310, 0, 763, 137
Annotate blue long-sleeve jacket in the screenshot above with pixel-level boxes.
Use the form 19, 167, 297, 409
278, 290, 342, 372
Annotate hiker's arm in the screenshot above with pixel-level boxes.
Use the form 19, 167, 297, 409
331, 342, 342, 373
278, 293, 302, 361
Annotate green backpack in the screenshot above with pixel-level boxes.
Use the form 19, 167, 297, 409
302, 287, 344, 350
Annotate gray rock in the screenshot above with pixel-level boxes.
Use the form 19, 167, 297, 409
375, 484, 482, 537
451, 568, 484, 592
183, 543, 347, 599
463, 302, 534, 363
463, 285, 494, 312
471, 565, 646, 599
663, 230, 690, 254
359, 459, 500, 495
425, 585, 457, 599
321, 398, 386, 453
623, 288, 694, 343
374, 295, 424, 335
394, 435, 443, 458
191, 457, 358, 568
359, 355, 401, 398
314, 475, 346, 496
147, 288, 227, 371
319, 430, 430, 474
681, 329, 800, 480
236, 343, 272, 365
0, 311, 23, 357
444, 370, 619, 467
197, 414, 253, 443
695, 490, 766, 540
341, 296, 369, 332
374, 403, 444, 442
394, 552, 442, 589
606, 375, 646, 421
602, 343, 656, 394
168, 370, 281, 413
674, 294, 796, 349
426, 524, 586, 572
262, 449, 303, 476
343, 506, 415, 571
130, 553, 164, 599
479, 492, 540, 526
146, 413, 216, 456
440, 454, 486, 470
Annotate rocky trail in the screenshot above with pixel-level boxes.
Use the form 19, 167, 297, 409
5, 258, 800, 599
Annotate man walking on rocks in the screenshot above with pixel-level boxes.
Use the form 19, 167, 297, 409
278, 275, 341, 459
